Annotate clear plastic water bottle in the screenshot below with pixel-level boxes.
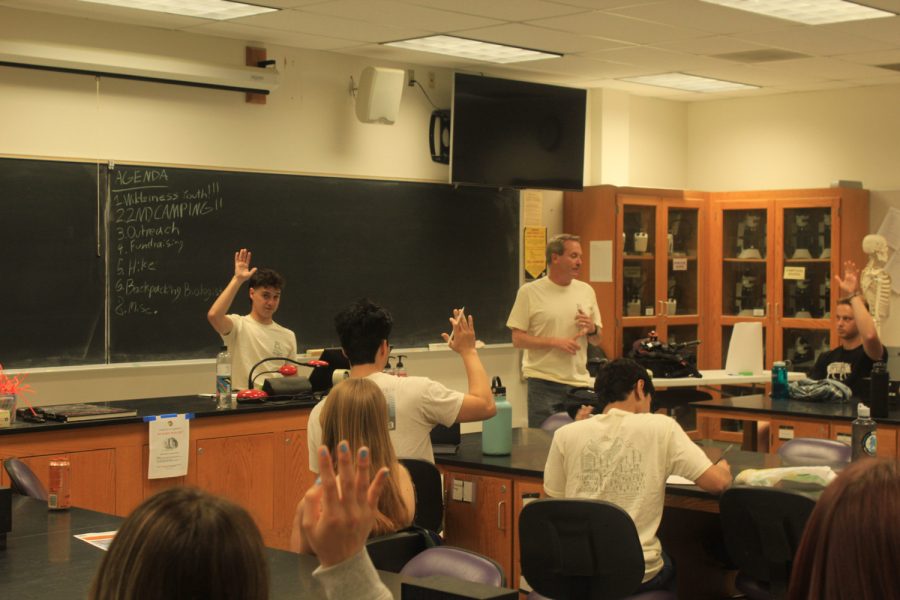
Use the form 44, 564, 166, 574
771, 361, 789, 400
870, 361, 889, 419
216, 345, 232, 410
482, 376, 512, 456
851, 402, 877, 461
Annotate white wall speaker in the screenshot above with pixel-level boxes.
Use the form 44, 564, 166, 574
355, 66, 405, 125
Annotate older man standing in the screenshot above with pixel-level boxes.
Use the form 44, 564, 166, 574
507, 234, 602, 427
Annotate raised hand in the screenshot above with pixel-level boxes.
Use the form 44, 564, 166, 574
442, 308, 476, 353
297, 442, 389, 568
234, 248, 257, 283
835, 260, 859, 297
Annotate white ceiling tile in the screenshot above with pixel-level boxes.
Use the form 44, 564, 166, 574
232, 8, 428, 42
658, 36, 777, 56
749, 57, 897, 80
582, 46, 741, 72
735, 24, 893, 56
184, 21, 360, 50
549, 0, 669, 9
399, 0, 586, 21
451, 23, 631, 54
820, 15, 900, 44
836, 49, 900, 66
609, 0, 792, 34
298, 0, 502, 32
687, 64, 829, 87
530, 10, 709, 44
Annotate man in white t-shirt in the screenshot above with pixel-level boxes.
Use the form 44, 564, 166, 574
206, 248, 297, 390
507, 234, 602, 427
544, 358, 732, 592
307, 299, 495, 472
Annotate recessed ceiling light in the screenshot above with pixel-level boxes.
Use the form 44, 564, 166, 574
700, 0, 894, 25
383, 35, 561, 64
620, 73, 758, 93
78, 0, 277, 20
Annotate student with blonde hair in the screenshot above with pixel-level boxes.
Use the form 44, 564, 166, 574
90, 443, 393, 600
294, 378, 415, 553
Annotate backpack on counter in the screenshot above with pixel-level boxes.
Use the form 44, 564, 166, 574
628, 333, 701, 379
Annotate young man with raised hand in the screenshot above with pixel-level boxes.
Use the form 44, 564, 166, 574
307, 299, 495, 472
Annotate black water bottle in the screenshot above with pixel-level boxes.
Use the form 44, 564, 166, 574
870, 361, 889, 419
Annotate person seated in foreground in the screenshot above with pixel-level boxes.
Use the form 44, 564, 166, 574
788, 458, 900, 600
89, 444, 392, 600
543, 358, 733, 593
292, 378, 415, 553
307, 299, 495, 472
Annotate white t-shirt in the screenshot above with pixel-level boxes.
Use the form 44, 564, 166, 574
307, 371, 464, 472
221, 314, 297, 390
506, 277, 601, 387
543, 409, 712, 582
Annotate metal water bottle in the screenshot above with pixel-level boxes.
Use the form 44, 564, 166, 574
482, 376, 512, 456
870, 361, 889, 419
771, 361, 789, 400
216, 345, 232, 410
851, 403, 877, 461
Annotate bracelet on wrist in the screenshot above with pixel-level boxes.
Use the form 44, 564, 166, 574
841, 291, 861, 302
589, 325, 599, 336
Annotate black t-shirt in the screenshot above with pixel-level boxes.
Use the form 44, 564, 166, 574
810, 344, 888, 398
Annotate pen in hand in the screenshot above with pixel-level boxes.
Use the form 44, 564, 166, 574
716, 444, 734, 464
447, 307, 465, 345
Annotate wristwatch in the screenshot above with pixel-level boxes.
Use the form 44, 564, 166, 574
841, 291, 861, 302
589, 324, 600, 336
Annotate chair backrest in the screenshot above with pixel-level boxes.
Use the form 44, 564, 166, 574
519, 498, 646, 600
3, 458, 48, 501
777, 437, 851, 466
540, 411, 574, 433
400, 545, 506, 587
719, 487, 816, 597
366, 527, 431, 573
400, 458, 443, 533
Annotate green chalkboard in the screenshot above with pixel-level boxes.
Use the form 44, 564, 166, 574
0, 158, 105, 367
106, 164, 520, 361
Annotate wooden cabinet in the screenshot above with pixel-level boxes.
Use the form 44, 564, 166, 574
769, 418, 830, 452
442, 469, 514, 583
0, 406, 314, 551
564, 186, 709, 364
512, 479, 545, 590
831, 423, 897, 458
710, 188, 869, 371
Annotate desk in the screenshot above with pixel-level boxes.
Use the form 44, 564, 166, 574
436, 429, 782, 599
1, 496, 517, 600
694, 394, 900, 457
653, 369, 804, 388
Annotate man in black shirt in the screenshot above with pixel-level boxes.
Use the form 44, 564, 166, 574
810, 260, 887, 397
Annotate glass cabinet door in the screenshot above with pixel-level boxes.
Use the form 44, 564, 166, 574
665, 208, 699, 316
782, 207, 832, 319
782, 328, 830, 374
722, 209, 768, 317
622, 205, 656, 318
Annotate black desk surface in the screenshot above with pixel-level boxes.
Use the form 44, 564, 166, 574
0, 496, 416, 600
692, 393, 900, 424
0, 394, 319, 437
435, 429, 784, 499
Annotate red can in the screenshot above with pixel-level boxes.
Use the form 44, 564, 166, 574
48, 457, 71, 510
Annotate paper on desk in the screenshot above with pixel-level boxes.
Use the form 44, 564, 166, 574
666, 474, 695, 485
75, 531, 117, 551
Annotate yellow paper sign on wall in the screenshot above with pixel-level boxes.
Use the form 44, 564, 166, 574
524, 227, 547, 280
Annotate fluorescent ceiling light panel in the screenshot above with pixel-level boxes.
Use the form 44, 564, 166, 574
384, 35, 560, 64
700, 0, 894, 25
79, 0, 276, 20
620, 72, 758, 93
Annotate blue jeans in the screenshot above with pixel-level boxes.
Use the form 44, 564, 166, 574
635, 551, 676, 593
526, 378, 573, 428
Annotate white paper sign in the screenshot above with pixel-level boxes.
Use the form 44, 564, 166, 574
783, 266, 806, 280
148, 413, 190, 479
672, 257, 688, 271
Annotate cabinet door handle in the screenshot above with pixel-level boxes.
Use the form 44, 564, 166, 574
197, 447, 204, 455
658, 300, 665, 316
497, 500, 506, 530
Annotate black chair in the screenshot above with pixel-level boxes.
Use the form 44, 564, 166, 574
366, 527, 431, 573
719, 487, 816, 600
400, 458, 444, 534
519, 498, 676, 600
3, 457, 48, 501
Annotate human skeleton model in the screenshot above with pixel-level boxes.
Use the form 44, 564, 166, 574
860, 234, 891, 335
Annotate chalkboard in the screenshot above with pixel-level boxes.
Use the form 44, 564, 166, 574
101, 163, 520, 362
1, 159, 106, 368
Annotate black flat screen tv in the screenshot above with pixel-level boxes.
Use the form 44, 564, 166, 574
451, 73, 586, 191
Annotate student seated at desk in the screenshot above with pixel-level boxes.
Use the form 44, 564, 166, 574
788, 458, 900, 600
90, 444, 392, 600
543, 358, 733, 593
293, 378, 415, 554
307, 299, 495, 471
